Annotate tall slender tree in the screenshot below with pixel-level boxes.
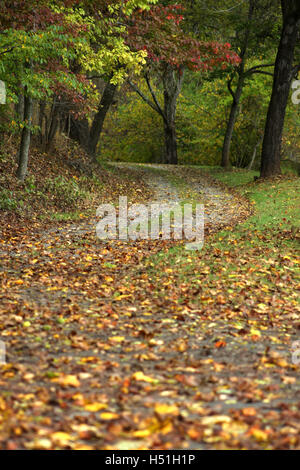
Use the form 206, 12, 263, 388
127, 4, 240, 164
219, 0, 281, 168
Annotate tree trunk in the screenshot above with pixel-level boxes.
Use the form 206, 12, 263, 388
68, 81, 116, 161
163, 65, 184, 165
88, 81, 117, 160
16, 94, 33, 181
248, 137, 262, 170
46, 101, 60, 152
221, 0, 254, 169
69, 116, 90, 150
15, 93, 24, 121
260, 1, 300, 178
38, 101, 46, 145
221, 79, 244, 168
164, 124, 178, 165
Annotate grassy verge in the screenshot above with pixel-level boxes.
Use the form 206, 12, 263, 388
195, 160, 299, 187
146, 170, 300, 319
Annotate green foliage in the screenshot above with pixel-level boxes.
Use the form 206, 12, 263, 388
281, 160, 300, 176
283, 92, 300, 162
43, 175, 88, 209
101, 85, 163, 163
0, 188, 19, 210
0, 27, 89, 103
101, 68, 299, 168
196, 167, 259, 186
61, 2, 155, 85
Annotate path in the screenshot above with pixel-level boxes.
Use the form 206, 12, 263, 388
0, 165, 298, 450
111, 163, 244, 227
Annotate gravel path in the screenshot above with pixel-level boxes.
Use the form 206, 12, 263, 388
111, 162, 245, 228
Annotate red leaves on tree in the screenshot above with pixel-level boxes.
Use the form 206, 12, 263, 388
127, 5, 241, 72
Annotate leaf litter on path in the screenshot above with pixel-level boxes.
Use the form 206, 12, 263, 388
0, 165, 299, 450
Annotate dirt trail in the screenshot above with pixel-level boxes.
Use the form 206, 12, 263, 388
1, 165, 298, 450
112, 163, 242, 227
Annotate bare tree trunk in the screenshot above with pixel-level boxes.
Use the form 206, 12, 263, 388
129, 67, 185, 165
45, 100, 60, 151
46, 111, 59, 151
162, 65, 184, 165
221, 0, 255, 169
69, 115, 90, 151
68, 81, 116, 161
221, 78, 244, 168
38, 101, 46, 145
16, 95, 33, 181
164, 123, 178, 165
260, 0, 300, 178
248, 137, 262, 170
88, 81, 117, 160
15, 93, 24, 163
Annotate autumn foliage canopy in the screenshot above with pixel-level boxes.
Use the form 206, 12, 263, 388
127, 5, 241, 71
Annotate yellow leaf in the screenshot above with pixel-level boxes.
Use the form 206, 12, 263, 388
85, 403, 107, 412
249, 428, 269, 442
250, 328, 261, 337
0, 397, 6, 411
27, 438, 52, 450
201, 415, 232, 426
133, 429, 152, 438
52, 374, 80, 388
74, 445, 94, 450
132, 371, 156, 383
51, 432, 72, 445
99, 412, 119, 420
154, 403, 179, 416
115, 294, 131, 300
109, 336, 125, 343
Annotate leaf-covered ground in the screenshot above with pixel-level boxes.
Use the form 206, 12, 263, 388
0, 164, 299, 450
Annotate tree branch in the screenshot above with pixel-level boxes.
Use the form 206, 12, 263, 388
144, 73, 166, 120
128, 80, 167, 123
245, 63, 275, 76
249, 70, 274, 77
292, 63, 300, 76
227, 76, 236, 102
0, 46, 15, 56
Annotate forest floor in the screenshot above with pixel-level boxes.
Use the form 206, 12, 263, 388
0, 159, 299, 450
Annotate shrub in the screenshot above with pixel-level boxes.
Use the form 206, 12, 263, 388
43, 175, 88, 209
0, 188, 19, 210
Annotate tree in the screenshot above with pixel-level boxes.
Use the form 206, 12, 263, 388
0, 0, 158, 177
64, 0, 158, 160
260, 0, 300, 178
218, 0, 281, 168
127, 4, 240, 164
0, 0, 94, 180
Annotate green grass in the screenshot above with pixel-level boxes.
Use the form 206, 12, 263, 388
196, 166, 259, 187
243, 180, 300, 231
39, 211, 86, 222
145, 169, 300, 307
195, 161, 299, 187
